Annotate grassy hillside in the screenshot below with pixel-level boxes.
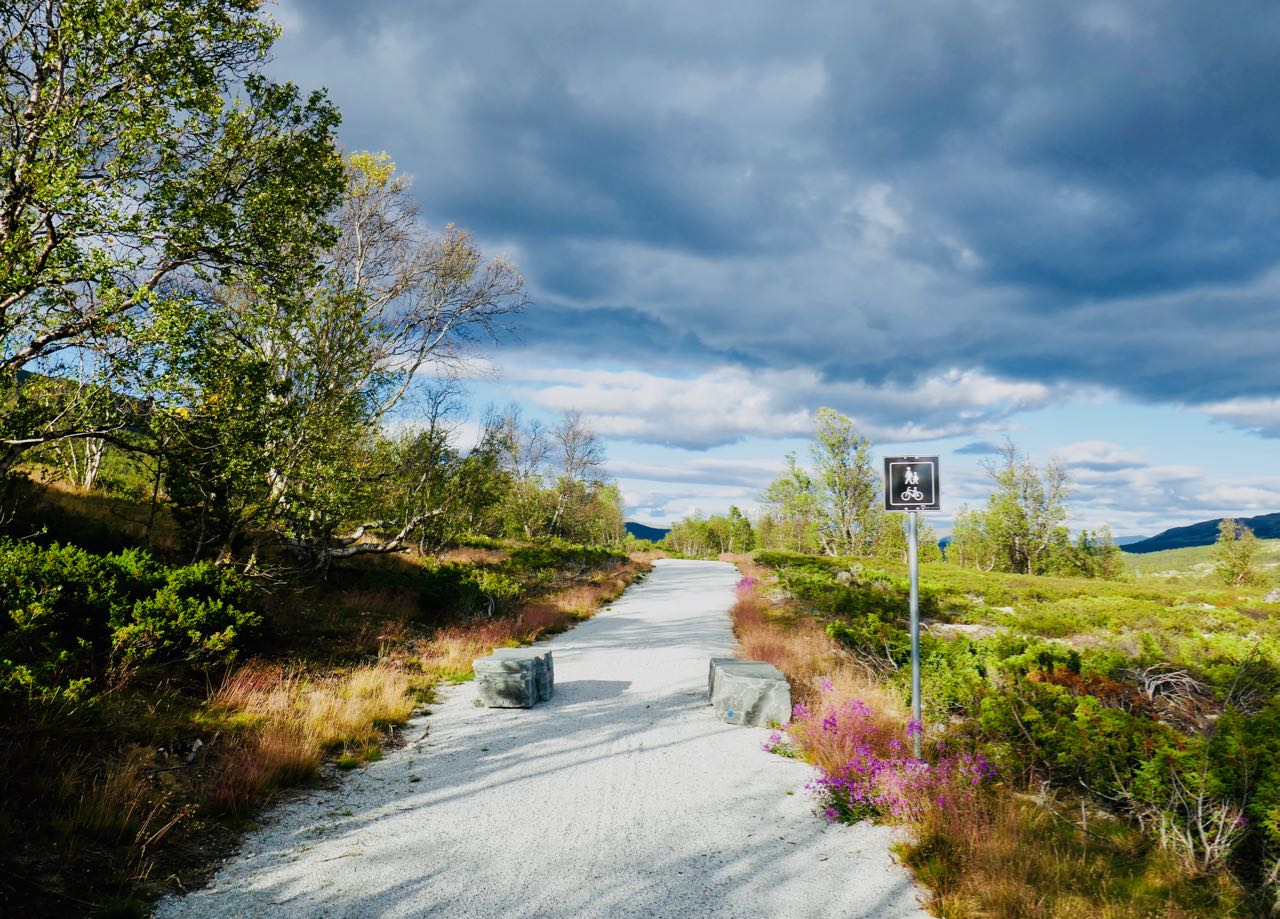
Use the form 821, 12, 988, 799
1124, 513, 1280, 554
1125, 538, 1280, 583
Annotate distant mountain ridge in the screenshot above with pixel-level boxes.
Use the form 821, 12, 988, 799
625, 522, 670, 542
1113, 535, 1149, 546
1121, 512, 1280, 554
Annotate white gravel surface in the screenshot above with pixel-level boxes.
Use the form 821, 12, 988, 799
156, 559, 929, 919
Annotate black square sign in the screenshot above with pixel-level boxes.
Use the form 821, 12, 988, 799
884, 456, 940, 511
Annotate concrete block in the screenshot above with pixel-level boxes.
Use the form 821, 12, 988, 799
491, 648, 554, 701
709, 659, 791, 727
473, 656, 537, 708
708, 657, 735, 697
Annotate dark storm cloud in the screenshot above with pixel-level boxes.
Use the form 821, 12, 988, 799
507, 303, 762, 371
272, 0, 1280, 427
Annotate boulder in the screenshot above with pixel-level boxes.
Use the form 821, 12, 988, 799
1264, 588, 1280, 604
708, 658, 791, 727
473, 656, 537, 708
491, 648, 554, 701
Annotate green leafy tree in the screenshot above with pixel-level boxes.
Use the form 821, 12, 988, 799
726, 506, 756, 553
493, 404, 553, 539
811, 407, 883, 556
2, 0, 344, 473
761, 452, 822, 553
760, 409, 885, 557
380, 384, 511, 555
1045, 525, 1126, 580
1214, 518, 1262, 586
877, 513, 942, 565
982, 440, 1070, 574
548, 409, 606, 539
157, 153, 524, 568
947, 506, 999, 570
663, 509, 756, 557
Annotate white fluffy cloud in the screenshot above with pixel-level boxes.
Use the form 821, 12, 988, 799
503, 361, 1071, 449
1054, 440, 1280, 535
1195, 397, 1280, 437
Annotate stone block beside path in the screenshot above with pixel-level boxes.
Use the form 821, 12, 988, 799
708, 658, 791, 727
473, 655, 538, 708
490, 648, 555, 702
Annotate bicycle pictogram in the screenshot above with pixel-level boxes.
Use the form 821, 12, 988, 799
900, 486, 924, 502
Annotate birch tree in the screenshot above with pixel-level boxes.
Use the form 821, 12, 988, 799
1, 0, 343, 474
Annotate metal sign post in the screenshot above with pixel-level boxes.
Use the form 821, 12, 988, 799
884, 456, 940, 759
907, 508, 921, 758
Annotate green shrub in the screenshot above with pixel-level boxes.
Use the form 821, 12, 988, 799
505, 542, 623, 574
110, 562, 260, 670
417, 562, 522, 618
0, 540, 259, 704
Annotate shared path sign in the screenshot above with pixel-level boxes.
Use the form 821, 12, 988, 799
883, 456, 940, 511
882, 454, 941, 757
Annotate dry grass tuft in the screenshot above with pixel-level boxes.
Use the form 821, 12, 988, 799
303, 664, 416, 749
551, 584, 604, 618
71, 746, 159, 841
202, 661, 419, 814
518, 602, 575, 636
416, 561, 642, 681
729, 582, 887, 710
419, 620, 523, 681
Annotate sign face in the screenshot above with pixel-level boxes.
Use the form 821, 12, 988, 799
884, 456, 940, 511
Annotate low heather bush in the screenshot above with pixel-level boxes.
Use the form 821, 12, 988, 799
779, 683, 996, 824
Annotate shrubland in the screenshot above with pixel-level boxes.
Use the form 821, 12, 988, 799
740, 550, 1280, 917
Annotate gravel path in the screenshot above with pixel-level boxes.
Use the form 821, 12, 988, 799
156, 559, 928, 919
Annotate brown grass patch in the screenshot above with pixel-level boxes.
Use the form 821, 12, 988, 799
729, 583, 892, 711
629, 549, 668, 562
202, 661, 419, 814
415, 560, 644, 682
437, 546, 511, 565
419, 620, 524, 681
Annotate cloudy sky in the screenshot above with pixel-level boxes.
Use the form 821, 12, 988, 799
270, 0, 1280, 535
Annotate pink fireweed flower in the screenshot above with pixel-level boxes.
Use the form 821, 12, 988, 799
820, 678, 834, 693
785, 696, 997, 825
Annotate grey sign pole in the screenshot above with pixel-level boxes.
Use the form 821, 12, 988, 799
883, 455, 938, 761
907, 510, 922, 758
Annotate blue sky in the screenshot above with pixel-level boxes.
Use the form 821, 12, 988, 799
270, 1, 1280, 535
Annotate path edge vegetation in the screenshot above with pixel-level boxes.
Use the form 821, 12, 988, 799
663, 406, 1278, 917
0, 508, 650, 916
728, 552, 1278, 918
